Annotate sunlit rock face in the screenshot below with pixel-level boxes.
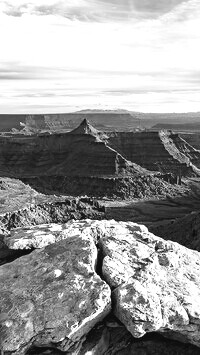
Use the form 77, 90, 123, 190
2, 219, 200, 353
4, 220, 103, 250
98, 221, 200, 347
107, 130, 200, 176
0, 230, 111, 354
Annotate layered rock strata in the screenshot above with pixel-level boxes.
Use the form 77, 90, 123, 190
0, 120, 186, 199
107, 130, 200, 176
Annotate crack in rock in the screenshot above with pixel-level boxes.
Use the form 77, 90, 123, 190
1, 219, 200, 353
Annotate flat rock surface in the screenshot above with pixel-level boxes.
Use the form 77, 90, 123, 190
0, 231, 111, 354
97, 220, 200, 347
2, 219, 200, 352
4, 220, 102, 250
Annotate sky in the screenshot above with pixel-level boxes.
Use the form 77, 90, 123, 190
0, 0, 200, 113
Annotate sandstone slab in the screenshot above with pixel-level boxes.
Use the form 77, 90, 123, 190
0, 231, 111, 354
3, 219, 200, 350
4, 220, 102, 250
97, 220, 200, 347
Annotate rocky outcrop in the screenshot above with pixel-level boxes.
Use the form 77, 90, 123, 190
0, 197, 105, 266
0, 231, 111, 354
70, 118, 108, 141
23, 174, 186, 200
98, 220, 200, 347
5, 220, 100, 250
0, 197, 105, 233
107, 130, 200, 176
3, 219, 200, 352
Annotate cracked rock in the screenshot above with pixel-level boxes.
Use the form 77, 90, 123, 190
2, 219, 200, 351
0, 230, 111, 354
98, 220, 200, 347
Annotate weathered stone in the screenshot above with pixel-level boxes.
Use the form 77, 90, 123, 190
3, 219, 200, 350
4, 220, 102, 250
0, 194, 105, 233
25, 321, 200, 355
97, 220, 200, 347
0, 231, 111, 354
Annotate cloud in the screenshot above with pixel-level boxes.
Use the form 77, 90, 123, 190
0, 0, 192, 21
0, 0, 200, 113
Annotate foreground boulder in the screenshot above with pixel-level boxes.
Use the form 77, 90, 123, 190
2, 219, 200, 351
4, 220, 102, 250
0, 231, 111, 354
98, 220, 200, 347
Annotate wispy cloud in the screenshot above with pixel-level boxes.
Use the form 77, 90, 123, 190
0, 0, 191, 21
0, 0, 200, 113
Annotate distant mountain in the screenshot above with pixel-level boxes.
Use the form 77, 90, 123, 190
0, 110, 200, 133
12, 111, 141, 133
76, 109, 139, 115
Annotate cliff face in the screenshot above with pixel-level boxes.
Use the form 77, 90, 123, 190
181, 133, 200, 150
0, 120, 186, 199
0, 132, 138, 178
108, 131, 200, 176
24, 112, 140, 132
0, 120, 197, 199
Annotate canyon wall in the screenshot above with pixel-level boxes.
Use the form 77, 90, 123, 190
107, 130, 200, 176
0, 133, 137, 178
181, 133, 200, 150
0, 120, 199, 198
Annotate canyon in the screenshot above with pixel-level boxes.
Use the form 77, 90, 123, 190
0, 119, 199, 200
1, 114, 200, 354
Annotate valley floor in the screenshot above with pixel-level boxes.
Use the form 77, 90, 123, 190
103, 178, 200, 227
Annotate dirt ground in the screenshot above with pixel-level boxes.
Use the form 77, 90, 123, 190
103, 178, 200, 227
